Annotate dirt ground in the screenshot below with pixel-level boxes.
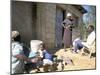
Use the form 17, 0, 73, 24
54, 48, 96, 71
30, 48, 96, 73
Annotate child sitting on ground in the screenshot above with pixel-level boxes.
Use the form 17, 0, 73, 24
39, 44, 54, 72
39, 44, 53, 65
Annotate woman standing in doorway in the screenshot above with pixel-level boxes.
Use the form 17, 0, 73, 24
61, 13, 74, 51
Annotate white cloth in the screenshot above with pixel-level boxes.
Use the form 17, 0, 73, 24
82, 31, 95, 47
67, 13, 72, 17
43, 59, 53, 65
12, 42, 24, 74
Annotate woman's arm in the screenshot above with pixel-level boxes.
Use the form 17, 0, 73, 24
61, 22, 66, 28
14, 54, 39, 63
61, 19, 67, 28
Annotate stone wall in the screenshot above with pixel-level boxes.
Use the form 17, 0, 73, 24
36, 3, 56, 48
12, 1, 37, 45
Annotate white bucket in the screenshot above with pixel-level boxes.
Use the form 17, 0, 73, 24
30, 40, 43, 51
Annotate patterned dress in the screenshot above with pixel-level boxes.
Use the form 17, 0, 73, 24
12, 42, 24, 74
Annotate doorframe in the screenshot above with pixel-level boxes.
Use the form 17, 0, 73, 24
55, 6, 66, 48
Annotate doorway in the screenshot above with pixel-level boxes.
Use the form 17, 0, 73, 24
55, 7, 65, 48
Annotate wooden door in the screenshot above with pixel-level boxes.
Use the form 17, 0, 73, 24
55, 7, 64, 48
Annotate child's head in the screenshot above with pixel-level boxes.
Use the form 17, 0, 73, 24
40, 43, 45, 51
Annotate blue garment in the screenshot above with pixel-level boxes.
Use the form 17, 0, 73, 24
22, 44, 30, 57
73, 38, 83, 52
43, 50, 53, 61
28, 50, 39, 58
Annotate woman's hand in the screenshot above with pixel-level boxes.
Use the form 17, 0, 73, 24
30, 57, 39, 63
30, 56, 42, 63
66, 25, 70, 29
